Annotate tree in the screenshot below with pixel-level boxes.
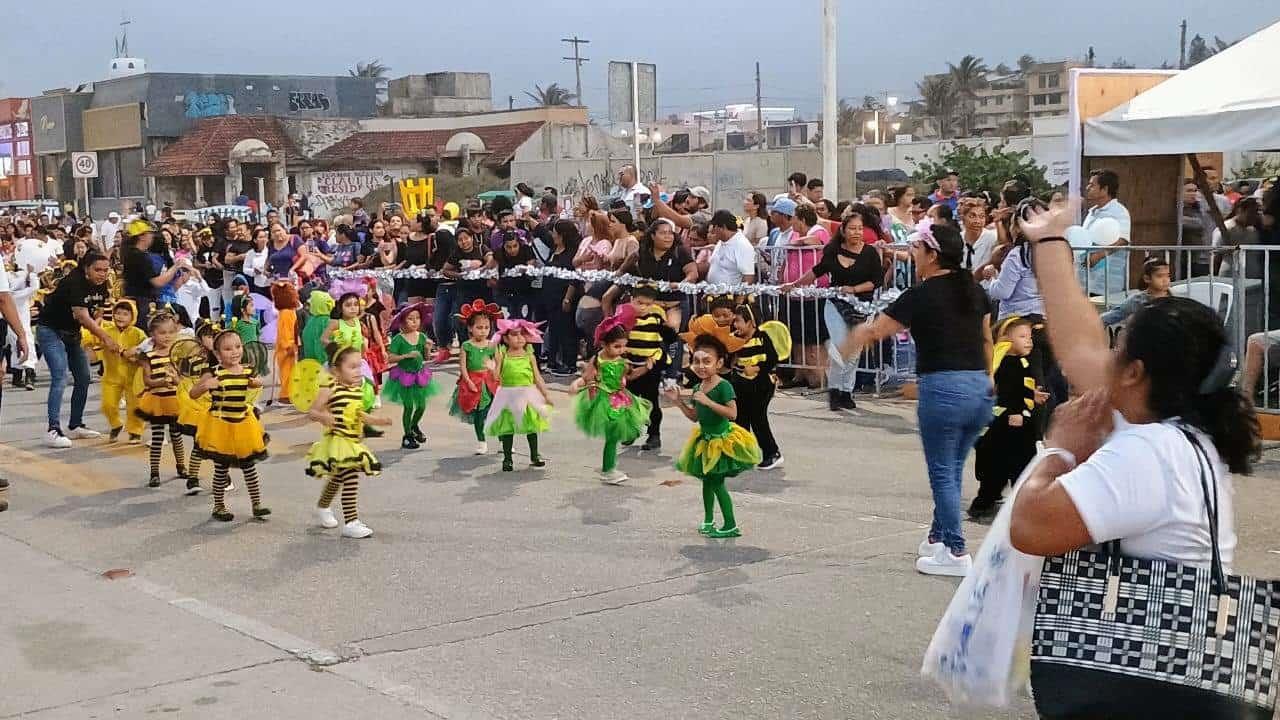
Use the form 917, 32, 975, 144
916, 76, 959, 139
861, 95, 880, 111
1159, 60, 1174, 70
1187, 34, 1215, 66
1017, 54, 1037, 73
1085, 46, 1096, 67
994, 62, 1013, 75
947, 55, 989, 136
524, 83, 577, 106
1110, 57, 1136, 69
907, 142, 1051, 198
349, 59, 390, 80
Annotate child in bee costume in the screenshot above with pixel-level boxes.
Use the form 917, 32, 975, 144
726, 304, 790, 471
99, 299, 147, 444
190, 330, 271, 523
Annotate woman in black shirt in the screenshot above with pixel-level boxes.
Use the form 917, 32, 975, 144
489, 229, 537, 320
541, 220, 584, 375
122, 223, 187, 328
782, 213, 884, 411
838, 221, 993, 577
398, 211, 437, 304
442, 227, 493, 341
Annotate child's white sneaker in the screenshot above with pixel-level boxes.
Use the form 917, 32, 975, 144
600, 469, 629, 485
473, 441, 487, 456
316, 508, 339, 529
342, 520, 373, 539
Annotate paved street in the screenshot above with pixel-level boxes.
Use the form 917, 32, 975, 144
4, 372, 1280, 719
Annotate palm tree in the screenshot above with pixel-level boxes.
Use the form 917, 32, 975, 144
917, 76, 959, 139
1017, 54, 1037, 74
861, 94, 880, 111
836, 98, 860, 141
525, 83, 576, 107
349, 59, 390, 80
994, 62, 1013, 75
947, 55, 988, 136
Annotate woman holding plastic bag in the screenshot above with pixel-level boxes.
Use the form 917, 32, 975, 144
924, 200, 1274, 718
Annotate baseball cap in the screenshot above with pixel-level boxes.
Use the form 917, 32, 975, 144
108, 211, 121, 220
770, 198, 797, 217
689, 186, 711, 204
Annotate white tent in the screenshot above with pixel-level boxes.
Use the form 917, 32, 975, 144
1084, 19, 1280, 156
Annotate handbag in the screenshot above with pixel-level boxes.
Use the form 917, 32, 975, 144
1030, 429, 1280, 719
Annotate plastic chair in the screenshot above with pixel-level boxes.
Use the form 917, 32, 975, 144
1170, 279, 1233, 324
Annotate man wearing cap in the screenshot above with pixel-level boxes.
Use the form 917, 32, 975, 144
928, 169, 961, 214
98, 211, 123, 253
758, 197, 797, 280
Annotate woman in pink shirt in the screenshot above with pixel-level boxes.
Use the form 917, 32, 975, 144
780, 204, 831, 389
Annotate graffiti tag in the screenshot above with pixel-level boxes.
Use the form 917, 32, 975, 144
185, 92, 236, 119
288, 92, 331, 113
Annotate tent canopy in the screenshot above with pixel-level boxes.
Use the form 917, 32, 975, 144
1084, 19, 1280, 156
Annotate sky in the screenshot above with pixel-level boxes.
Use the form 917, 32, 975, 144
2, 0, 1277, 118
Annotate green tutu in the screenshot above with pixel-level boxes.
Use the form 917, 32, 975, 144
382, 376, 441, 406
484, 386, 551, 436
573, 386, 652, 444
675, 424, 762, 480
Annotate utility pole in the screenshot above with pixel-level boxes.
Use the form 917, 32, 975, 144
508, 95, 514, 111
561, 36, 590, 107
755, 61, 765, 150
1179, 19, 1188, 69
821, 0, 838, 199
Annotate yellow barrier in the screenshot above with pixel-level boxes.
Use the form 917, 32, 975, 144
398, 177, 435, 217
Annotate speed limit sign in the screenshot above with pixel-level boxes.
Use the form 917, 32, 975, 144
72, 151, 99, 179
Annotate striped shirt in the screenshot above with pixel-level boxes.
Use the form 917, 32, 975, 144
326, 381, 365, 440
732, 331, 778, 377
144, 350, 177, 398
208, 367, 254, 421
625, 309, 670, 367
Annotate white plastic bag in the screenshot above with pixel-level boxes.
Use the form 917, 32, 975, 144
920, 453, 1049, 707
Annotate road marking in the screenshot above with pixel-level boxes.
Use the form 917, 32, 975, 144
0, 442, 132, 495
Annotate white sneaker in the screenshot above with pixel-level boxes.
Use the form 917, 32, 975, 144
45, 430, 73, 449
373, 397, 382, 409
316, 507, 339, 529
68, 426, 101, 440
918, 538, 946, 557
473, 441, 487, 456
341, 520, 373, 539
600, 469, 629, 485
915, 548, 973, 577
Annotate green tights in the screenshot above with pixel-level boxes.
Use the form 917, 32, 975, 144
472, 410, 486, 442
602, 439, 618, 472
401, 400, 425, 437
500, 433, 540, 463
701, 477, 736, 530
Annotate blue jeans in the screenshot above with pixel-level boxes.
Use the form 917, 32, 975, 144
916, 370, 994, 554
38, 324, 92, 433
433, 283, 457, 348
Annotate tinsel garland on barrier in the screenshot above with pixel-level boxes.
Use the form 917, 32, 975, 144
330, 264, 899, 315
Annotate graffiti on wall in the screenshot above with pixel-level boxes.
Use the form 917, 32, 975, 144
288, 92, 331, 112
185, 92, 236, 119
311, 170, 397, 215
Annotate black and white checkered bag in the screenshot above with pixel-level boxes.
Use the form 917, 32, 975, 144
1030, 430, 1280, 719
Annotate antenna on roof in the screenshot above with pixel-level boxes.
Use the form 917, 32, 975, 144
114, 12, 131, 58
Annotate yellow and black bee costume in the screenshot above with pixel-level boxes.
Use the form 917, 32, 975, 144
292, 359, 380, 528
195, 357, 271, 522
134, 328, 190, 485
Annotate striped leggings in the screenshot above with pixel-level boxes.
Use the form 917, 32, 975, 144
149, 422, 185, 477
317, 469, 361, 523
212, 463, 261, 510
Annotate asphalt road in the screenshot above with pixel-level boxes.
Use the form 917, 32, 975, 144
3, 371, 1279, 719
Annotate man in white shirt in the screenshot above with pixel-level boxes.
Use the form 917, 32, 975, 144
614, 165, 649, 215
97, 211, 122, 253
15, 227, 57, 275
705, 210, 756, 286
1075, 168, 1132, 294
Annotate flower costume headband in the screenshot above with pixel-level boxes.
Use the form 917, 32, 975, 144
493, 318, 545, 344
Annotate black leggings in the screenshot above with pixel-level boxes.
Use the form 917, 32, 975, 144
628, 370, 662, 440
732, 375, 778, 458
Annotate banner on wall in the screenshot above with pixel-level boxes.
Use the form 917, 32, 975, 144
310, 170, 398, 216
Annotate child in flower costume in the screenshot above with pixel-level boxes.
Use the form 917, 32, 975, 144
666, 334, 762, 538
572, 304, 653, 485
484, 318, 553, 472
382, 302, 440, 449
447, 300, 501, 455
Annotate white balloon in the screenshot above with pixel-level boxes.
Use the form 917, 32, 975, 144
1090, 217, 1121, 247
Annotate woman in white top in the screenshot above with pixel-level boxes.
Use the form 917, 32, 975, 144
742, 192, 770, 246
959, 200, 997, 278
1010, 203, 1260, 718
240, 226, 272, 298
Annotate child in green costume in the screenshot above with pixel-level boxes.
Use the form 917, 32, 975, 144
382, 302, 440, 450
666, 334, 762, 538
573, 305, 653, 485
448, 300, 502, 455
300, 291, 335, 364
484, 318, 552, 472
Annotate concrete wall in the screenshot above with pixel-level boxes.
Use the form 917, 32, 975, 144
280, 119, 363, 159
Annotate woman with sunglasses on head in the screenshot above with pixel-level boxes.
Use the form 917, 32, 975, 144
835, 220, 993, 577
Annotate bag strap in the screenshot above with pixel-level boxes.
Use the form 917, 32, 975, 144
1179, 427, 1229, 594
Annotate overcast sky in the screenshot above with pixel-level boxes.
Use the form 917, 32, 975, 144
2, 1, 1277, 118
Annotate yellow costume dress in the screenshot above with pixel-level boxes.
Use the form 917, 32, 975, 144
194, 367, 270, 468
305, 379, 381, 478
135, 349, 180, 424
99, 306, 147, 437
176, 353, 212, 436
